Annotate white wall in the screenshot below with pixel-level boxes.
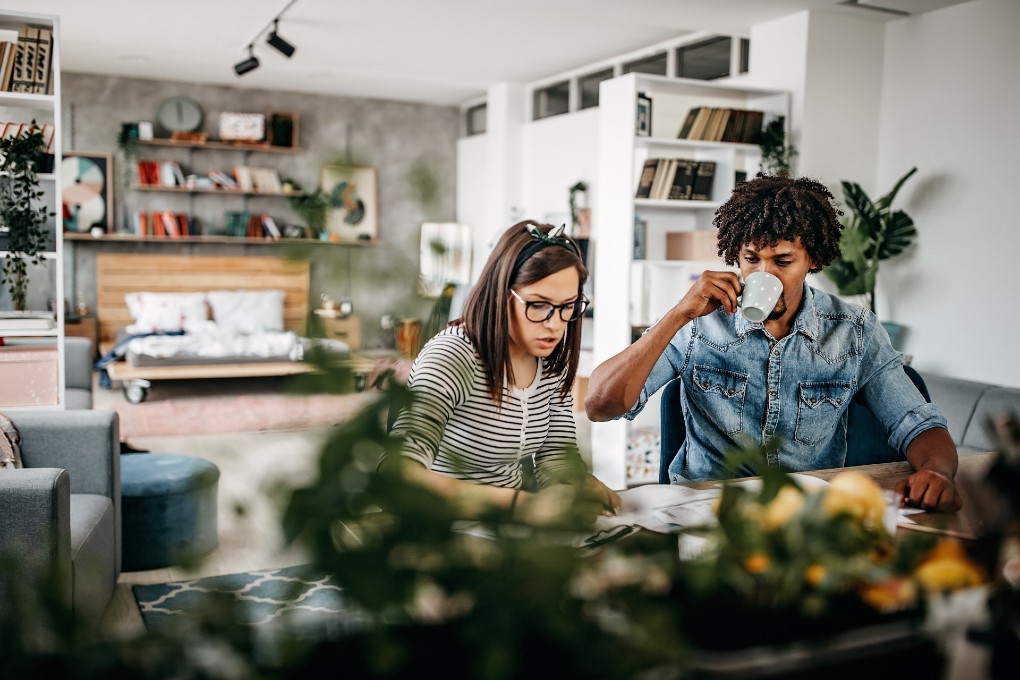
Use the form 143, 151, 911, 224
520, 108, 600, 225
876, 0, 1020, 386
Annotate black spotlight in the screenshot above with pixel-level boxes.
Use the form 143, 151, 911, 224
234, 45, 260, 76
266, 20, 296, 57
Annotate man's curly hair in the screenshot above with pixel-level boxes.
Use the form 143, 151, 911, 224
715, 173, 844, 273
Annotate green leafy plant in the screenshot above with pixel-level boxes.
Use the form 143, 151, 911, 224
0, 123, 53, 310
568, 181, 587, 233
758, 115, 798, 176
287, 186, 331, 238
823, 167, 918, 313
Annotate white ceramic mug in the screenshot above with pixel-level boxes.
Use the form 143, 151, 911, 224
741, 271, 783, 323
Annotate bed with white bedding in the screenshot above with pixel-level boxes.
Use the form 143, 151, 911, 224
96, 253, 353, 403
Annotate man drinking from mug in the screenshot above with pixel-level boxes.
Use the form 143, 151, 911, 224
585, 173, 960, 512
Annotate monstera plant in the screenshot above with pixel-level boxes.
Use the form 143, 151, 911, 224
824, 167, 919, 315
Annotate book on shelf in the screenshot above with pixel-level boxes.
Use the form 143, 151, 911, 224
262, 215, 282, 239
30, 28, 52, 95
667, 159, 697, 200
0, 311, 56, 331
9, 27, 34, 93
650, 158, 678, 200
634, 158, 659, 199
690, 161, 717, 201
0, 42, 10, 92
676, 106, 702, 139
225, 211, 249, 237
686, 107, 715, 141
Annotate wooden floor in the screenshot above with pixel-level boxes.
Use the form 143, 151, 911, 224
93, 377, 332, 636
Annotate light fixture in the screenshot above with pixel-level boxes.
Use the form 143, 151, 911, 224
234, 45, 260, 76
233, 0, 299, 76
266, 20, 296, 57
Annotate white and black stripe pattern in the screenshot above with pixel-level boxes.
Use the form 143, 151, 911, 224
391, 326, 580, 489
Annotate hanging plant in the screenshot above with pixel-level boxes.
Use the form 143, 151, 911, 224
0, 122, 53, 311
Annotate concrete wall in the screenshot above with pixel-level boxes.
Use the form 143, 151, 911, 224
61, 72, 460, 347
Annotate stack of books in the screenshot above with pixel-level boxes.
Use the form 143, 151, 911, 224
676, 107, 765, 144
634, 158, 718, 201
0, 310, 56, 332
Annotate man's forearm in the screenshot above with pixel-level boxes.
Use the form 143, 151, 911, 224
905, 427, 959, 478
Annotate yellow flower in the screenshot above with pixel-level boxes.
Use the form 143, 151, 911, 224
821, 470, 886, 528
761, 485, 805, 531
859, 577, 918, 612
744, 553, 769, 574
804, 563, 826, 586
913, 539, 986, 592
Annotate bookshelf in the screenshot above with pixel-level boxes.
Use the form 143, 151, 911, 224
0, 10, 64, 409
123, 137, 311, 240
590, 73, 789, 488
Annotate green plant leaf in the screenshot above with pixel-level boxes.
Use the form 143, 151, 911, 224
877, 211, 917, 259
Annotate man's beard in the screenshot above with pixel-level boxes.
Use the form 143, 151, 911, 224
766, 295, 787, 321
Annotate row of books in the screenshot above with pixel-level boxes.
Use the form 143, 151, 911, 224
635, 158, 717, 201
225, 211, 283, 239
0, 121, 55, 153
676, 107, 764, 144
0, 27, 54, 94
132, 211, 195, 238
136, 160, 286, 194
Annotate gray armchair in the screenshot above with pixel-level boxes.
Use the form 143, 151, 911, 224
64, 336, 94, 409
0, 409, 120, 627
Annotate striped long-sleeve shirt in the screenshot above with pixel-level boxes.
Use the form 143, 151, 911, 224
391, 325, 583, 489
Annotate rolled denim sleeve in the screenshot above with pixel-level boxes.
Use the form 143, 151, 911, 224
621, 327, 689, 421
858, 322, 948, 454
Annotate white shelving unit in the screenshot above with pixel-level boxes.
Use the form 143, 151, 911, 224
590, 73, 788, 488
0, 11, 64, 409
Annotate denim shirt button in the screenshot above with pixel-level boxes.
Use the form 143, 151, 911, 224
809, 397, 817, 405
770, 391, 778, 398
835, 398, 843, 406
727, 388, 736, 396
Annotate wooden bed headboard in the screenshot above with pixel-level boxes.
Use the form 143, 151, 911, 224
96, 253, 311, 351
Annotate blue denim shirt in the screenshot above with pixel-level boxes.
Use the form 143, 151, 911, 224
624, 284, 948, 481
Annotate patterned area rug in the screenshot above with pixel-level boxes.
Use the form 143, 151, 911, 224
132, 565, 366, 632
113, 390, 377, 438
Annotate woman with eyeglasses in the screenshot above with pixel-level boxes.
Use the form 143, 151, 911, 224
386, 220, 621, 522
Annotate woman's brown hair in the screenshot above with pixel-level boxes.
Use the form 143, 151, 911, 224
452, 220, 588, 408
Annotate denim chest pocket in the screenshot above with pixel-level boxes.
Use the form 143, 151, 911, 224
691, 365, 747, 435
795, 381, 853, 445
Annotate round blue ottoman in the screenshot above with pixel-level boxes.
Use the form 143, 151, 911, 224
120, 454, 220, 571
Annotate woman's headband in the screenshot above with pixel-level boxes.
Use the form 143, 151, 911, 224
510, 224, 582, 279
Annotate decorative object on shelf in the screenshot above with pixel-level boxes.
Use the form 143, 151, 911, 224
137, 121, 154, 141
219, 112, 266, 143
156, 96, 203, 134
61, 152, 113, 233
320, 164, 378, 241
633, 215, 647, 260
418, 222, 471, 298
758, 114, 798, 176
268, 111, 298, 147
635, 90, 652, 136
823, 167, 918, 315
0, 122, 53, 311
568, 181, 589, 237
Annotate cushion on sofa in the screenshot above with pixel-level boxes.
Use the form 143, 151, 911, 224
69, 494, 117, 624
921, 373, 993, 447
962, 387, 1020, 453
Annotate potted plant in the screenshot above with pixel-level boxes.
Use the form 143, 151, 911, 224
823, 167, 919, 328
568, 181, 589, 237
0, 123, 53, 311
286, 185, 330, 239
758, 115, 798, 177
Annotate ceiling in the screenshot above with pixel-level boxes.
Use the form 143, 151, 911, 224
2, 0, 970, 107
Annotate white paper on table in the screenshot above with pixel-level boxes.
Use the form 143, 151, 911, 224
594, 484, 722, 534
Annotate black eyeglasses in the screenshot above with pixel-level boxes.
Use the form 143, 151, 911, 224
510, 289, 589, 323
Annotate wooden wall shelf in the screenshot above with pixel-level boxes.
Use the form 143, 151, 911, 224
137, 138, 303, 154
64, 232, 381, 247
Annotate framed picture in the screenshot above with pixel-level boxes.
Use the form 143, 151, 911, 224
636, 91, 652, 137
61, 152, 114, 233
320, 165, 378, 241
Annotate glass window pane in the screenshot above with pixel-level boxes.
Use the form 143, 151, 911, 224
740, 38, 750, 74
677, 36, 732, 81
622, 52, 667, 76
465, 103, 486, 136
533, 80, 570, 120
578, 67, 615, 110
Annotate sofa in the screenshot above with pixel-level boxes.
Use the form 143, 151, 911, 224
0, 409, 121, 627
921, 371, 1020, 455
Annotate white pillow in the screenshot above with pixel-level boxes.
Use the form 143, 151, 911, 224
207, 289, 286, 334
125, 292, 209, 334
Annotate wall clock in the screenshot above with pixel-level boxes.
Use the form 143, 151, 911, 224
157, 96, 203, 133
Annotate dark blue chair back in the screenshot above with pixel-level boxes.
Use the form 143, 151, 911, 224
658, 365, 930, 482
